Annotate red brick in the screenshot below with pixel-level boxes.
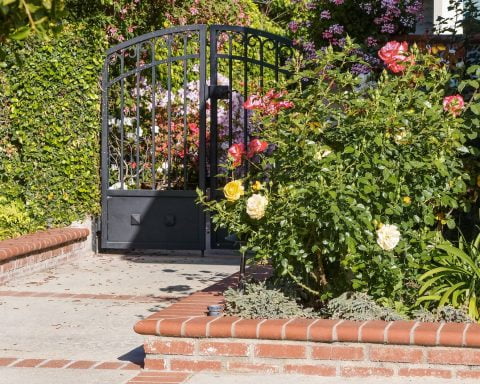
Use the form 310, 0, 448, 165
94, 362, 125, 370
284, 318, 314, 341
169, 359, 222, 372
341, 366, 394, 377
182, 317, 214, 337
438, 322, 467, 347
38, 359, 72, 368
121, 362, 143, 370
398, 368, 452, 378
359, 320, 388, 343
66, 360, 97, 369
13, 359, 45, 368
254, 343, 306, 359
311, 345, 364, 361
144, 359, 167, 370
233, 319, 264, 339
198, 341, 248, 357
386, 321, 416, 345
413, 322, 440, 346
145, 340, 195, 355
207, 316, 239, 338
134, 319, 159, 335
257, 319, 290, 339
336, 321, 363, 342
428, 348, 480, 365
284, 364, 336, 376
457, 370, 480, 379
158, 318, 192, 337
369, 345, 423, 363
0, 358, 17, 366
465, 323, 480, 348
227, 362, 280, 373
309, 319, 342, 342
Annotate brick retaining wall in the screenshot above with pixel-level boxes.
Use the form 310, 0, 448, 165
0, 227, 91, 284
135, 275, 480, 379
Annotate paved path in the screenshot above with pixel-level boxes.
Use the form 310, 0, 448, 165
2, 252, 477, 384
0, 252, 239, 383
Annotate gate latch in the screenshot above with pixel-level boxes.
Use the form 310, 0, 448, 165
208, 85, 230, 100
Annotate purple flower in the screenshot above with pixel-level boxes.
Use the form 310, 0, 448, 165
381, 23, 396, 33
288, 21, 299, 33
351, 63, 371, 75
306, 2, 317, 10
359, 2, 373, 14
329, 0, 344, 4
320, 10, 331, 19
330, 24, 344, 34
366, 36, 378, 47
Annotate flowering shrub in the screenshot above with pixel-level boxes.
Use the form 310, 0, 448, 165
271, 0, 423, 73
199, 39, 480, 306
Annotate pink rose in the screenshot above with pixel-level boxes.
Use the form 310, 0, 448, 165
228, 143, 246, 167
443, 95, 465, 117
378, 41, 415, 73
247, 139, 268, 158
243, 95, 264, 110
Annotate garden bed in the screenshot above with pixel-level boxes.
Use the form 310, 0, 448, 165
134, 270, 480, 379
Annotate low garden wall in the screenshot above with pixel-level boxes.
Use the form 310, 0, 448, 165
134, 274, 480, 379
0, 227, 91, 284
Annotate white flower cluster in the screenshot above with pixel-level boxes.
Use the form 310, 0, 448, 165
246, 194, 268, 220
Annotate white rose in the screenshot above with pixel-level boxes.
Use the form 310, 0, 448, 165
246, 194, 268, 220
376, 224, 401, 251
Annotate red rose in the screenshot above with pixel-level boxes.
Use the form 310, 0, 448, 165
228, 143, 246, 167
443, 95, 465, 117
247, 139, 268, 158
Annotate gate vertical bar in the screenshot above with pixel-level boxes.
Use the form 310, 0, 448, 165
151, 40, 157, 190
199, 26, 207, 251
209, 27, 219, 195
100, 56, 110, 249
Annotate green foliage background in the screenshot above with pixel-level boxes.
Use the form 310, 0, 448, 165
0, 24, 105, 239
0, 0, 278, 240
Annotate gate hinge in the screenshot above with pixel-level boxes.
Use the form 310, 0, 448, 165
208, 85, 230, 100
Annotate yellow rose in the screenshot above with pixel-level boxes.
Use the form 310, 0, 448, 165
252, 181, 263, 191
223, 180, 244, 202
402, 196, 411, 205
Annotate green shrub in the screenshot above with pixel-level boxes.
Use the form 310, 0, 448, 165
0, 23, 105, 239
224, 280, 316, 319
326, 292, 404, 321
199, 39, 479, 306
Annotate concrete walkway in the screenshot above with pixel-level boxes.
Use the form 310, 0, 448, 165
1, 252, 478, 384
0, 252, 239, 384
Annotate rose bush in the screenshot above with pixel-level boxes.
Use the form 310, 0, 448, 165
199, 39, 480, 309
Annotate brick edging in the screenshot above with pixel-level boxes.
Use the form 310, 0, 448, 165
0, 228, 90, 283
134, 283, 480, 350
0, 228, 90, 262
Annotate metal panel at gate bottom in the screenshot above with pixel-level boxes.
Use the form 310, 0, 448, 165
104, 191, 204, 249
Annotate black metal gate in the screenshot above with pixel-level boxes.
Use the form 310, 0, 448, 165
101, 25, 293, 250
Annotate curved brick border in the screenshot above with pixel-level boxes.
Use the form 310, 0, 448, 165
134, 291, 480, 349
134, 271, 480, 379
0, 228, 89, 262
0, 228, 90, 283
